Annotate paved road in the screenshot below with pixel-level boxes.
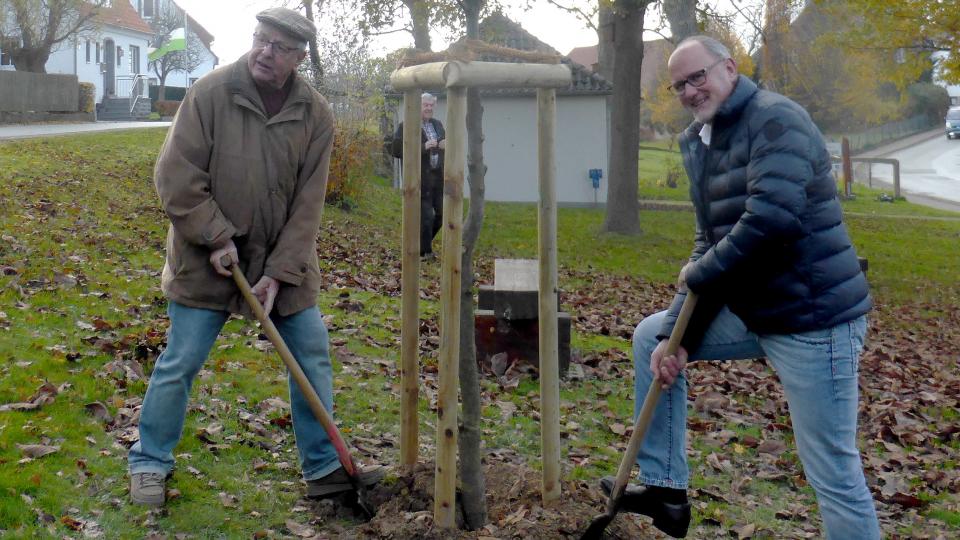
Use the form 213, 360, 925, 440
853, 129, 960, 212
0, 121, 170, 140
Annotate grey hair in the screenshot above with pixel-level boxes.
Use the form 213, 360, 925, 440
421, 92, 437, 104
676, 35, 731, 61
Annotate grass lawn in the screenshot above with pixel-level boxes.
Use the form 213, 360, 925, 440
1, 129, 958, 538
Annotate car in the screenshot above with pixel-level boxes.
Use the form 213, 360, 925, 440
946, 107, 960, 140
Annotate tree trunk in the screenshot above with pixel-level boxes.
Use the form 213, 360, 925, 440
11, 49, 50, 73
405, 0, 432, 51
663, 0, 699, 43
458, 0, 488, 530
596, 2, 615, 81
303, 0, 324, 87
602, 0, 648, 235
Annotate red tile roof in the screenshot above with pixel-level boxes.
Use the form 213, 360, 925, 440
92, 1, 153, 35
565, 40, 674, 99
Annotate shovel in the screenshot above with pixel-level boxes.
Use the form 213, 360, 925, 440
581, 292, 698, 540
225, 259, 376, 519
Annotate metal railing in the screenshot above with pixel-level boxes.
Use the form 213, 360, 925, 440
832, 156, 901, 198
114, 74, 147, 115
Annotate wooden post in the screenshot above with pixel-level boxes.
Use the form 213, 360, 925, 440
400, 90, 422, 469
892, 159, 901, 199
841, 136, 852, 198
434, 85, 466, 529
536, 87, 561, 505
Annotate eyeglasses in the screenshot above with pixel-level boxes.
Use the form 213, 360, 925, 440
252, 33, 303, 55
667, 58, 726, 96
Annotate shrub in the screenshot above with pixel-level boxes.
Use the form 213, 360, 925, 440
905, 82, 951, 122
154, 100, 181, 117
327, 122, 377, 209
78, 82, 95, 113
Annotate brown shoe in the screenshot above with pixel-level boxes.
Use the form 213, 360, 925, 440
306, 466, 384, 499
130, 472, 166, 506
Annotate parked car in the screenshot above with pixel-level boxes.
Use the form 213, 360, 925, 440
946, 107, 960, 139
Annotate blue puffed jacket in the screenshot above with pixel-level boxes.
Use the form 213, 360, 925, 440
658, 75, 871, 351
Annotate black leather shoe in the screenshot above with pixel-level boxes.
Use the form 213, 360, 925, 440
306, 466, 384, 498
599, 476, 691, 538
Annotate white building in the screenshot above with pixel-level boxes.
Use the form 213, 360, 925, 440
392, 14, 612, 206
0, 0, 216, 119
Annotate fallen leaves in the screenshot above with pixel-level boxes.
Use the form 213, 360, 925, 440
0, 381, 63, 412
17, 443, 61, 460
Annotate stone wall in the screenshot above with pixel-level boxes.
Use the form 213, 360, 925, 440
0, 70, 93, 122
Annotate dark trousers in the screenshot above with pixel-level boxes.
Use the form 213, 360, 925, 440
420, 182, 443, 255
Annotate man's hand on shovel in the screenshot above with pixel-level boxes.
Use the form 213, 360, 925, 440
650, 339, 689, 390
250, 275, 279, 315
214, 245, 278, 314
210, 239, 239, 277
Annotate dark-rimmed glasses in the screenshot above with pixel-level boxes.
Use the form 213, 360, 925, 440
667, 58, 726, 96
252, 33, 303, 55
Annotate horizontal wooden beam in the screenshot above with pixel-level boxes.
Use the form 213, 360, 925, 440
390, 61, 571, 91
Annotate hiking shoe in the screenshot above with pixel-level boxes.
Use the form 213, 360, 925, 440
306, 465, 385, 499
599, 476, 691, 538
130, 472, 166, 507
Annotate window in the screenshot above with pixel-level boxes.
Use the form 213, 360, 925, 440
142, 0, 153, 18
85, 40, 91, 63
1, 38, 16, 66
116, 46, 122, 67
129, 45, 140, 74
95, 42, 101, 64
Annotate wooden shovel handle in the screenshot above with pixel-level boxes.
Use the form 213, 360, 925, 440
228, 262, 357, 476
606, 292, 698, 510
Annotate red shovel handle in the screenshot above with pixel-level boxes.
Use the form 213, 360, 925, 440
227, 262, 357, 476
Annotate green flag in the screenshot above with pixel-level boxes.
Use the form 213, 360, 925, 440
148, 28, 186, 62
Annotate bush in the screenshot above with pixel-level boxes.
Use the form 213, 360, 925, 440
327, 123, 378, 209
154, 100, 181, 117
905, 82, 951, 121
149, 85, 187, 102
78, 82, 95, 113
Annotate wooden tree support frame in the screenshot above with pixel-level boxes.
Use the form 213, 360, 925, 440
390, 60, 572, 528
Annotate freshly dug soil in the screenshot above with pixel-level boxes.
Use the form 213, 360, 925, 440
304, 452, 655, 539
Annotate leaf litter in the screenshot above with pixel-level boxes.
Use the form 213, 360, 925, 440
1, 136, 957, 537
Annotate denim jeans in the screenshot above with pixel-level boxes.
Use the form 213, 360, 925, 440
129, 301, 339, 481
632, 307, 880, 540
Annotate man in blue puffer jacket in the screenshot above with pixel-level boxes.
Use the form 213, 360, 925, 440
599, 36, 879, 539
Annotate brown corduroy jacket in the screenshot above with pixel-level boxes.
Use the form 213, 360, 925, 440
155, 53, 334, 317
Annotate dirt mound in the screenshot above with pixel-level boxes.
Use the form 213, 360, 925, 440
304, 453, 655, 539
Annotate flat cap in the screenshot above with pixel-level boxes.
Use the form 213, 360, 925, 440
255, 7, 316, 42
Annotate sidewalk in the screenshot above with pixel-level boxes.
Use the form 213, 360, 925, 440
0, 120, 170, 140
853, 128, 942, 158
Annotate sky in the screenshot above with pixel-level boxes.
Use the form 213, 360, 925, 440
174, 0, 601, 65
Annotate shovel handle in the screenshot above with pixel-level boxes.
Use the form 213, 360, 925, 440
606, 292, 698, 510
227, 262, 357, 477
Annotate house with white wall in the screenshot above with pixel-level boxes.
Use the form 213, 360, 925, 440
0, 0, 215, 120
391, 13, 613, 205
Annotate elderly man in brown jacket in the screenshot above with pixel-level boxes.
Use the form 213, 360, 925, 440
128, 7, 382, 507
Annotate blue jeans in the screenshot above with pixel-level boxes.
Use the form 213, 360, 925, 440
129, 301, 339, 481
632, 307, 880, 540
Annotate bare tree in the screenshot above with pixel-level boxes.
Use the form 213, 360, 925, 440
148, 2, 204, 101
457, 1, 490, 531
303, 0, 325, 86
0, 0, 106, 72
